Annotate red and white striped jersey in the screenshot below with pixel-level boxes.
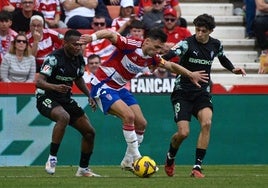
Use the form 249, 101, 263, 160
0, 29, 17, 64
9, 0, 39, 10
38, 0, 61, 20
111, 17, 130, 32
26, 28, 63, 66
92, 34, 159, 89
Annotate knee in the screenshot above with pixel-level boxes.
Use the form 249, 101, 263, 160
84, 128, 95, 141
123, 112, 135, 124
201, 120, 212, 131
177, 128, 189, 139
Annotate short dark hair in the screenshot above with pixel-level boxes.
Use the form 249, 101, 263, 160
193, 14, 216, 30
64, 29, 81, 41
0, 10, 12, 22
129, 20, 145, 29
87, 54, 101, 62
145, 28, 167, 43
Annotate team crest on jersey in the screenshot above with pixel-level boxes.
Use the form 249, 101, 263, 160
105, 94, 113, 101
42, 65, 52, 74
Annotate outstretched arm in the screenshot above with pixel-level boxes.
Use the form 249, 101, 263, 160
158, 58, 209, 88
79, 29, 118, 44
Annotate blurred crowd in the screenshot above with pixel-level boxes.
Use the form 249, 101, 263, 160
0, 0, 267, 83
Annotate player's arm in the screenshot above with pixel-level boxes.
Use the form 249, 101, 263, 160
218, 55, 246, 76
79, 29, 118, 44
36, 74, 71, 93
158, 59, 208, 88
74, 77, 90, 97
74, 77, 96, 110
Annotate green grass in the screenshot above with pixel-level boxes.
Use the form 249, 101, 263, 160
0, 165, 268, 188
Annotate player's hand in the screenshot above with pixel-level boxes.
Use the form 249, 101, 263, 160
232, 68, 246, 76
79, 34, 92, 44
190, 70, 209, 88
88, 97, 97, 112
154, 54, 166, 65
54, 84, 72, 93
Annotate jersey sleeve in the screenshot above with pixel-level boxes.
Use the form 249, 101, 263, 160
115, 35, 142, 52
40, 55, 58, 77
162, 40, 188, 60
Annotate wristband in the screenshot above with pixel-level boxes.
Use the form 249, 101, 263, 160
91, 33, 98, 41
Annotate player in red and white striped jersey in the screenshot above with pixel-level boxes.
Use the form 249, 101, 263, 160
80, 28, 208, 171
26, 15, 63, 72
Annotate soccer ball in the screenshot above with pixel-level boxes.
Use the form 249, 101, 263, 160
133, 156, 158, 178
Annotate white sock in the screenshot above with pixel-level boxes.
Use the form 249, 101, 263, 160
136, 133, 144, 146
123, 129, 141, 160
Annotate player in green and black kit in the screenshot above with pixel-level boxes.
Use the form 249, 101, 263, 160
163, 14, 246, 178
36, 29, 100, 177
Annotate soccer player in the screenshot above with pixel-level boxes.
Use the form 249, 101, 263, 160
79, 28, 209, 171
36, 29, 100, 177
163, 14, 246, 178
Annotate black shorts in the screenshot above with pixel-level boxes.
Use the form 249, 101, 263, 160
170, 89, 213, 122
36, 95, 85, 125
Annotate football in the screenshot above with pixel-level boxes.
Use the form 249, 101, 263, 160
133, 156, 158, 178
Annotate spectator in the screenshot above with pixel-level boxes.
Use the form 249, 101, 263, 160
254, 0, 268, 51
26, 15, 63, 72
138, 0, 187, 27
83, 54, 101, 83
127, 19, 145, 39
244, 0, 256, 38
38, 0, 67, 28
95, 0, 113, 27
142, 0, 166, 31
11, 0, 44, 33
162, 8, 191, 63
8, 0, 21, 9
9, 0, 40, 10
0, 10, 17, 64
153, 67, 175, 78
60, 0, 98, 29
83, 15, 115, 63
103, 0, 138, 6
111, 0, 135, 36
1, 0, 15, 12
103, 0, 120, 5
0, 33, 36, 82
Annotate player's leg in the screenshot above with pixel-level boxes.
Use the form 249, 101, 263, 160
72, 114, 100, 177
191, 107, 212, 178
130, 104, 147, 146
165, 120, 190, 177
36, 96, 70, 175
109, 100, 141, 170
165, 92, 192, 177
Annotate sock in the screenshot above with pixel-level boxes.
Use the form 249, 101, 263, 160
79, 152, 92, 168
168, 143, 178, 158
135, 130, 145, 145
194, 148, 206, 168
50, 142, 60, 156
123, 124, 141, 160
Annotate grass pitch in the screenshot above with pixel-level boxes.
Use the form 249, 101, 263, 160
0, 165, 267, 188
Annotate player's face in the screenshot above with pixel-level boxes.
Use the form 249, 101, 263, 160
143, 38, 164, 57
195, 26, 212, 44
64, 36, 83, 56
